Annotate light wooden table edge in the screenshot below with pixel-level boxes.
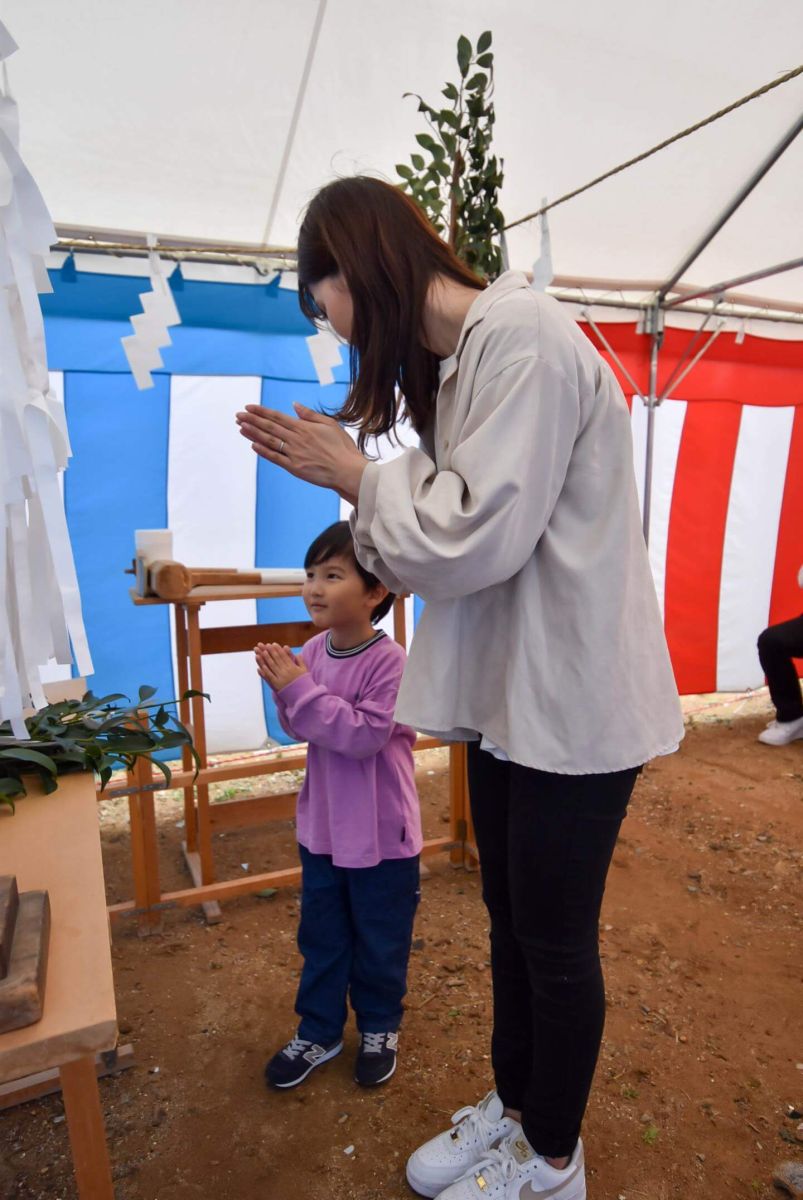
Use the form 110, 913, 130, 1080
0, 1019, 119, 1088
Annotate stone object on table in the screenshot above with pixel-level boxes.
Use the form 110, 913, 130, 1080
0, 890, 50, 1034
0, 875, 20, 979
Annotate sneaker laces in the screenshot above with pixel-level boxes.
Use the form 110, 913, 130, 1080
456, 1138, 519, 1186
362, 1032, 386, 1054
450, 1093, 507, 1150
282, 1036, 312, 1060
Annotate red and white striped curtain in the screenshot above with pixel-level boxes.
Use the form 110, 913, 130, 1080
583, 322, 803, 695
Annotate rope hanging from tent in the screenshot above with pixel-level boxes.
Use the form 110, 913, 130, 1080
504, 63, 803, 231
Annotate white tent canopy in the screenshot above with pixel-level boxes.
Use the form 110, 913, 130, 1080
3, 0, 802, 309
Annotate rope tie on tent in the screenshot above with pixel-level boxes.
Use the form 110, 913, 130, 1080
505, 63, 803, 230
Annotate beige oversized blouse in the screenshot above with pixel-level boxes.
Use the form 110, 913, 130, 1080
351, 272, 684, 774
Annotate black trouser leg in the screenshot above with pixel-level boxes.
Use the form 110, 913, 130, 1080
757, 614, 803, 722
468, 742, 640, 1160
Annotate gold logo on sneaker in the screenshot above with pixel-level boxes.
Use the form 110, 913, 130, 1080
512, 1136, 535, 1162
476, 1174, 488, 1190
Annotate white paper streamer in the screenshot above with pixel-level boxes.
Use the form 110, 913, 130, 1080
0, 23, 93, 736
121, 236, 182, 389
305, 326, 344, 385
257, 568, 307, 584
531, 197, 554, 292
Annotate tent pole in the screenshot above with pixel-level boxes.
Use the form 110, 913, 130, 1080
654, 308, 718, 399
657, 111, 803, 303
260, 0, 328, 247
662, 255, 803, 309
658, 321, 726, 402
582, 311, 644, 397
642, 304, 664, 546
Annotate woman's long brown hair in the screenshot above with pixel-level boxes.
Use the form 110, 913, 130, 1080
297, 176, 485, 450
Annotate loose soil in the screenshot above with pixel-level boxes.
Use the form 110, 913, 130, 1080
1, 692, 801, 1200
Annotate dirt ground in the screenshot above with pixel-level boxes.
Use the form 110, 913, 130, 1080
1, 690, 801, 1200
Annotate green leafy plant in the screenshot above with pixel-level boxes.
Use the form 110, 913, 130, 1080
0, 685, 205, 812
642, 1124, 659, 1147
396, 30, 505, 279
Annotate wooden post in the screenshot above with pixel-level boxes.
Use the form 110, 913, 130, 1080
174, 604, 198, 852
463, 754, 479, 871
449, 744, 468, 867
392, 595, 407, 647
183, 605, 221, 923
59, 1054, 114, 1199
127, 747, 161, 935
185, 604, 213, 885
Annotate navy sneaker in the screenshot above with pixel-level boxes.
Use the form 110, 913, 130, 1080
354, 1031, 398, 1087
265, 1034, 343, 1089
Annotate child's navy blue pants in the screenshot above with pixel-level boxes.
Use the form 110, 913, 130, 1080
295, 844, 420, 1045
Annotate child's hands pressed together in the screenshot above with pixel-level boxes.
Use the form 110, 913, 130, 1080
255, 643, 308, 691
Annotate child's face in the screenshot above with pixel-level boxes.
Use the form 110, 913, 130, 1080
303, 554, 381, 630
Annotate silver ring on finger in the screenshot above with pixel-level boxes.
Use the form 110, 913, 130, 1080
278, 439, 286, 455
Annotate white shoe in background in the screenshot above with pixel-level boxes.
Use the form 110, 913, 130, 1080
758, 715, 803, 746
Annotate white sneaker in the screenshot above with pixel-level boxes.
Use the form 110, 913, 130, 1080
758, 715, 803, 746
433, 1132, 586, 1200
406, 1091, 521, 1198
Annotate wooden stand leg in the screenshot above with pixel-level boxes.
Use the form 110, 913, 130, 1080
59, 1055, 114, 1199
449, 744, 469, 868
127, 752, 162, 935
392, 595, 407, 647
184, 605, 221, 924
463, 755, 479, 871
175, 604, 198, 852
456, 739, 475, 873
186, 606, 213, 881
181, 841, 222, 925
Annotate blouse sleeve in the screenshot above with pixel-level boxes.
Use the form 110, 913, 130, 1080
351, 356, 580, 602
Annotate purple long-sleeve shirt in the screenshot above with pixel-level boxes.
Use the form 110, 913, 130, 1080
271, 630, 422, 869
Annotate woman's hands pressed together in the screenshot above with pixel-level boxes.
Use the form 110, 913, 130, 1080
255, 643, 308, 692
236, 402, 368, 505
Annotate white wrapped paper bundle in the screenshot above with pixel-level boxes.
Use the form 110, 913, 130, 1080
0, 25, 92, 737
257, 569, 307, 584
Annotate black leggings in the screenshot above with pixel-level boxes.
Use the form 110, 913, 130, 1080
757, 614, 803, 723
467, 742, 640, 1159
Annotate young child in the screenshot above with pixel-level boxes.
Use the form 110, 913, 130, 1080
255, 520, 422, 1090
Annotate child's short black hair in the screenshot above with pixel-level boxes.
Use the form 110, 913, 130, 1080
304, 521, 395, 624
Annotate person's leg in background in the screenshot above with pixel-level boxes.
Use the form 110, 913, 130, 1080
757, 615, 803, 744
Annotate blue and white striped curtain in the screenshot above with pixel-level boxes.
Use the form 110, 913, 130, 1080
43, 265, 418, 752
